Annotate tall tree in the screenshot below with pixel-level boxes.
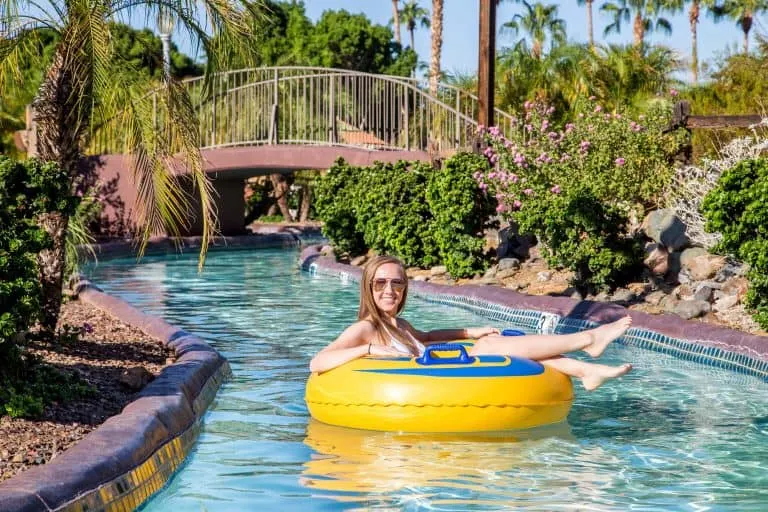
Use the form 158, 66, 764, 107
578, 0, 596, 48
714, 0, 768, 54
601, 0, 677, 47
392, 0, 402, 44
429, 0, 443, 96
0, 0, 262, 333
503, 1, 567, 59
687, 0, 718, 83
399, 0, 430, 51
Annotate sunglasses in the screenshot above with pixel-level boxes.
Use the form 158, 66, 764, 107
372, 278, 406, 292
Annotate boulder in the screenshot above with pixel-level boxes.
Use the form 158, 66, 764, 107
681, 251, 727, 281
642, 209, 689, 251
496, 268, 519, 280
350, 255, 367, 266
319, 245, 335, 257
673, 300, 711, 320
536, 271, 552, 282
611, 288, 636, 305
644, 290, 667, 306
118, 367, 154, 391
497, 223, 537, 260
498, 258, 521, 271
693, 285, 714, 303
430, 265, 448, 277
643, 243, 669, 276
483, 266, 498, 279
714, 294, 740, 312
413, 275, 429, 282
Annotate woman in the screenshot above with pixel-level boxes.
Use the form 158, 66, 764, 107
310, 256, 632, 391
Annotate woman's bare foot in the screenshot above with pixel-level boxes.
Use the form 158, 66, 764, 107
583, 316, 632, 358
581, 363, 632, 391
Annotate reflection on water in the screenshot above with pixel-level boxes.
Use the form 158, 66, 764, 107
87, 249, 768, 511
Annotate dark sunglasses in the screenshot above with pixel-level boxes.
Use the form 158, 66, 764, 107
372, 278, 406, 292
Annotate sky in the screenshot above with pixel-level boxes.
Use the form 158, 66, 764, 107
159, 1, 765, 83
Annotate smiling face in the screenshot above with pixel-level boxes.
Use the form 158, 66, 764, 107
371, 262, 407, 317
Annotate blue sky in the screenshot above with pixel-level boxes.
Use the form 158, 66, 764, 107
162, 1, 763, 83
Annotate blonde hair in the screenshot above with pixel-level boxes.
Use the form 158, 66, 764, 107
359, 255, 419, 355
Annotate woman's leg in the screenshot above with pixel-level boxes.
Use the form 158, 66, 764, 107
469, 316, 631, 361
541, 356, 632, 391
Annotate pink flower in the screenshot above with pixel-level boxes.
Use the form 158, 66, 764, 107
477, 124, 486, 133
546, 106, 555, 115
513, 200, 523, 209
670, 88, 679, 97
524, 100, 534, 110
588, 95, 596, 101
541, 120, 550, 131
565, 123, 575, 133
615, 157, 626, 166
550, 185, 561, 194
479, 182, 488, 190
594, 105, 603, 113
614, 113, 622, 120
496, 203, 508, 213
510, 173, 519, 183
523, 188, 534, 196
489, 126, 501, 137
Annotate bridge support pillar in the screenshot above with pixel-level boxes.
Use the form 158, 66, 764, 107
181, 176, 246, 236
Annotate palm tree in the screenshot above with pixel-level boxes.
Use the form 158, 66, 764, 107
503, 1, 567, 59
688, 0, 719, 83
601, 0, 677, 47
0, 1, 261, 333
714, 0, 768, 54
578, 0, 596, 48
399, 0, 430, 51
429, 0, 443, 97
392, 0, 402, 45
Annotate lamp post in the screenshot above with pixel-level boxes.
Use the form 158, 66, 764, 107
477, 0, 496, 129
158, 11, 174, 80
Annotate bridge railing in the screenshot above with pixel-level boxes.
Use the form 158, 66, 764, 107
90, 67, 516, 155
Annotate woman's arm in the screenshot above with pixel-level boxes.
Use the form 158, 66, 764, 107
309, 321, 400, 373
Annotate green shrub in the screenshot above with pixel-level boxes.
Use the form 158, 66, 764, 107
426, 153, 497, 277
313, 155, 495, 277
702, 158, 768, 329
518, 186, 642, 292
353, 161, 440, 268
314, 159, 366, 255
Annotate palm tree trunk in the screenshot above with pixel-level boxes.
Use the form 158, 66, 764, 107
633, 12, 644, 47
270, 173, 295, 222
586, 0, 594, 48
392, 0, 401, 45
410, 27, 415, 50
31, 44, 91, 334
299, 184, 311, 222
742, 14, 753, 54
690, 0, 699, 83
429, 0, 444, 97
533, 40, 542, 60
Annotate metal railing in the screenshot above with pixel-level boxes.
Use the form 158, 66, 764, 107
90, 66, 516, 155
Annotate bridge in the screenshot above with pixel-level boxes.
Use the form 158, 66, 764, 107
87, 67, 515, 235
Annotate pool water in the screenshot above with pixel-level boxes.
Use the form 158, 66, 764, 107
86, 249, 768, 511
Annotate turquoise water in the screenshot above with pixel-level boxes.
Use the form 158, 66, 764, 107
86, 249, 768, 511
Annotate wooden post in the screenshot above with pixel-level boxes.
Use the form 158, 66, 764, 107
477, 0, 496, 130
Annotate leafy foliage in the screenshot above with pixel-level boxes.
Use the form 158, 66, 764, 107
314, 155, 495, 277
0, 157, 78, 349
702, 158, 768, 328
426, 153, 498, 277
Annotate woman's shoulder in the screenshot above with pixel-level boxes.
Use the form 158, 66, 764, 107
347, 319, 377, 335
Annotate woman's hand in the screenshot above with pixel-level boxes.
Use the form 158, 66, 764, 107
465, 326, 500, 339
368, 344, 403, 357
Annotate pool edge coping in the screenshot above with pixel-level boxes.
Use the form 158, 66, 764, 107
299, 245, 768, 372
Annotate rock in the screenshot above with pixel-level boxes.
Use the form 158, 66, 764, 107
498, 258, 521, 271
642, 209, 689, 251
611, 288, 636, 304
693, 285, 714, 303
722, 277, 749, 301
696, 280, 723, 291
496, 268, 519, 280
476, 278, 501, 286
497, 224, 537, 260
672, 284, 694, 300
413, 275, 429, 282
12, 453, 24, 463
690, 255, 726, 281
679, 247, 708, 268
716, 261, 747, 282
563, 287, 584, 300
644, 290, 666, 306
319, 245, 335, 257
593, 291, 610, 302
405, 267, 421, 278
714, 295, 740, 312
536, 271, 552, 282
643, 243, 669, 276
483, 266, 498, 278
504, 281, 525, 291
350, 255, 367, 266
430, 265, 448, 277
118, 367, 154, 391
661, 295, 680, 312
673, 300, 711, 320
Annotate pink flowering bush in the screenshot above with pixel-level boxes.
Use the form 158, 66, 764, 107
474, 100, 684, 290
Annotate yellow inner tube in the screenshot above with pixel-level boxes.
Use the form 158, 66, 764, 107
305, 342, 574, 432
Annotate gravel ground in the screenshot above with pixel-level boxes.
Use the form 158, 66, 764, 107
0, 299, 174, 482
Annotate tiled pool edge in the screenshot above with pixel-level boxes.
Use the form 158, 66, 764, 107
0, 281, 231, 512
300, 245, 768, 382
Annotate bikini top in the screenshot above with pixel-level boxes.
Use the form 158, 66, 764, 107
388, 328, 426, 356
